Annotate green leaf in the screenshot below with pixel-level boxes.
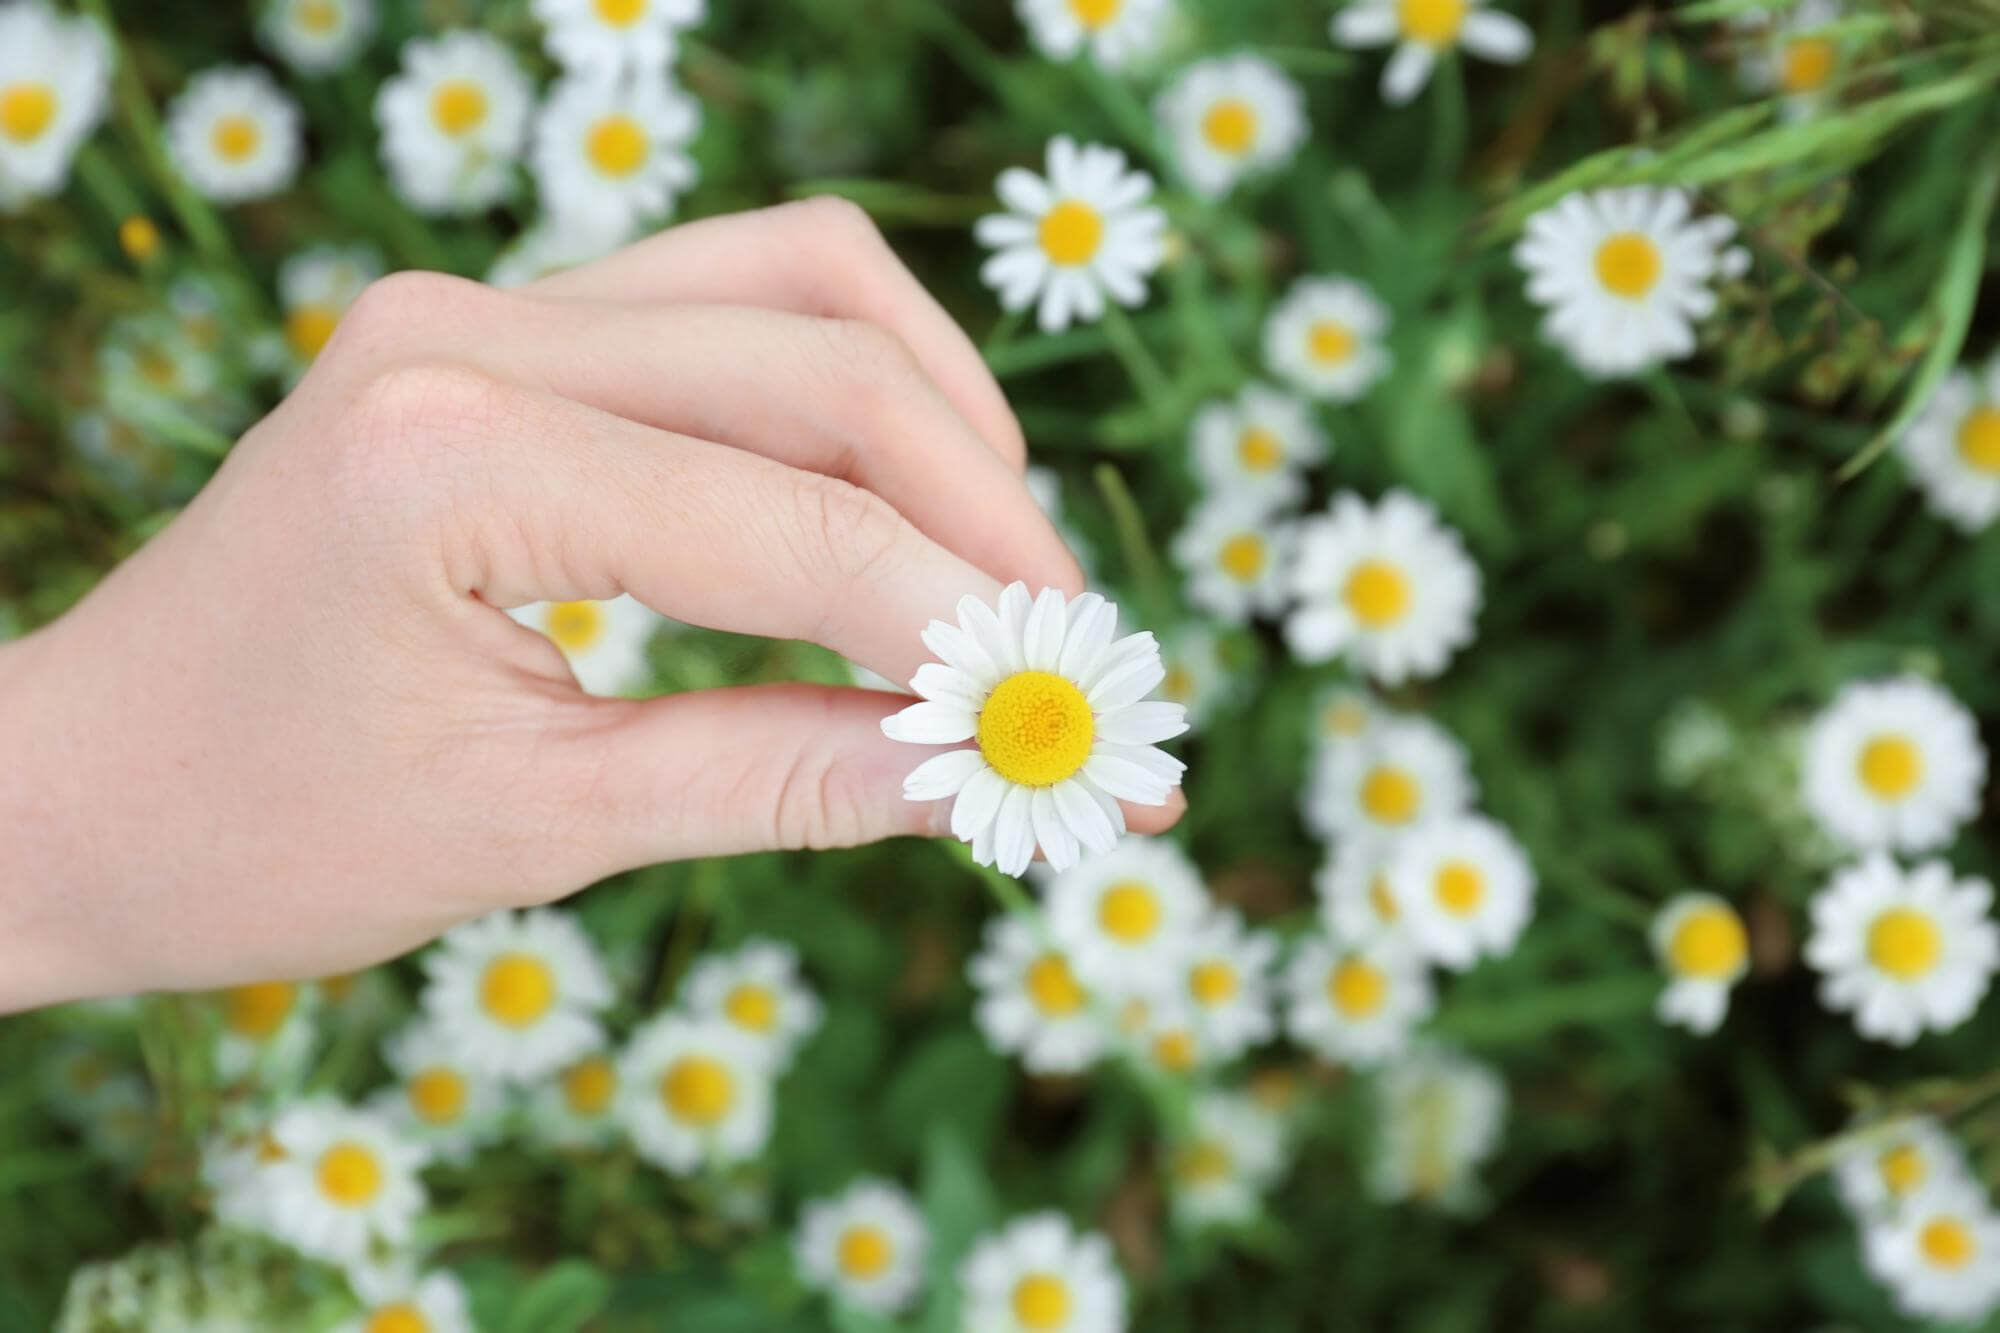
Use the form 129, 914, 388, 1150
503, 1260, 613, 1333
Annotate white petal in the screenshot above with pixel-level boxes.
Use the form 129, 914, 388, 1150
881, 701, 976, 745
1333, 5, 1398, 46
994, 785, 1036, 875
903, 749, 987, 801
1053, 778, 1119, 854
951, 766, 1008, 842
910, 663, 984, 708
1086, 653, 1166, 711
1057, 597, 1116, 680
1461, 11, 1532, 62
1082, 753, 1173, 804
923, 620, 1001, 689
1094, 701, 1190, 746
1022, 586, 1069, 671
1031, 787, 1079, 872
1075, 775, 1128, 836
959, 595, 1020, 677
1382, 43, 1435, 105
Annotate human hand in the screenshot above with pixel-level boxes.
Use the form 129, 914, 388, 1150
0, 199, 1183, 1010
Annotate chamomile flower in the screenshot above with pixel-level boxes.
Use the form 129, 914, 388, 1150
43, 1041, 130, 1124
1387, 815, 1536, 971
375, 31, 533, 215
1800, 675, 1986, 854
532, 0, 703, 76
958, 1211, 1127, 1333
1315, 842, 1405, 942
1284, 932, 1433, 1067
277, 245, 379, 369
680, 938, 824, 1070
1171, 496, 1295, 625
1860, 1179, 2000, 1324
975, 136, 1168, 334
334, 1271, 473, 1333
98, 311, 221, 422
1016, 0, 1170, 71
1156, 623, 1231, 732
1370, 1047, 1507, 1211
1128, 993, 1212, 1076
618, 1014, 774, 1173
260, 0, 374, 75
214, 980, 320, 1081
417, 908, 615, 1082
1285, 490, 1481, 683
1178, 908, 1278, 1061
261, 1098, 428, 1270
1895, 349, 2000, 532
1187, 382, 1327, 513
527, 1046, 624, 1149
530, 74, 700, 238
1649, 893, 1749, 1035
1168, 1091, 1288, 1228
1302, 712, 1474, 848
373, 1021, 506, 1163
969, 914, 1107, 1075
507, 593, 665, 696
1314, 684, 1379, 746
1262, 276, 1391, 402
1154, 55, 1307, 199
794, 1178, 928, 1316
163, 67, 302, 204
0, 2, 110, 205
1803, 854, 1998, 1046
1734, 0, 1845, 120
882, 583, 1189, 876
1045, 837, 1207, 998
1332, 0, 1532, 105
1834, 1116, 1972, 1221
1514, 186, 1750, 378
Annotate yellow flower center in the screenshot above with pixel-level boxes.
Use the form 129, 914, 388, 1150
1955, 405, 2000, 473
210, 115, 262, 163
1307, 319, 1356, 366
0, 83, 57, 142
1189, 960, 1238, 1007
1397, 0, 1468, 44
1328, 958, 1388, 1017
1435, 861, 1486, 916
661, 1055, 734, 1125
1026, 953, 1086, 1015
1919, 1217, 1974, 1270
296, 0, 342, 33
118, 216, 160, 262
1013, 1274, 1072, 1329
1857, 734, 1922, 800
224, 982, 297, 1039
1218, 533, 1268, 581
285, 304, 340, 361
586, 114, 649, 177
1866, 907, 1941, 980
365, 1304, 430, 1333
1359, 765, 1420, 824
1594, 232, 1663, 299
1323, 699, 1370, 736
1162, 664, 1196, 702
1667, 905, 1746, 979
1098, 881, 1162, 942
724, 983, 779, 1032
430, 80, 488, 137
1038, 199, 1104, 267
1066, 0, 1123, 29
595, 0, 647, 26
1343, 560, 1411, 628
1370, 875, 1401, 921
562, 1056, 618, 1114
136, 346, 180, 388
1879, 1144, 1926, 1197
479, 953, 557, 1028
316, 1142, 383, 1206
1201, 97, 1258, 156
1237, 426, 1284, 472
407, 1068, 467, 1125
1152, 1029, 1197, 1071
977, 670, 1095, 787
837, 1223, 894, 1278
542, 600, 606, 653
1176, 1139, 1232, 1183
1780, 37, 1836, 94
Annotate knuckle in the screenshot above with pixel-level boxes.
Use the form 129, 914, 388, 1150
784, 470, 905, 600
337, 270, 492, 346
767, 720, 874, 851
794, 194, 884, 252
818, 317, 922, 415
335, 361, 511, 491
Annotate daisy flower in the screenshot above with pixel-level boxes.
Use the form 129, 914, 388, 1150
1800, 675, 1986, 854
1834, 1116, 1972, 1221
1156, 623, 1232, 732
1154, 54, 1307, 199
526, 1046, 624, 1149
1187, 382, 1328, 513
532, 0, 703, 76
1803, 854, 1998, 1046
1315, 842, 1405, 943
530, 74, 700, 239
1285, 489, 1482, 682
1302, 711, 1474, 848
374, 31, 533, 215
618, 1014, 774, 1173
1895, 349, 2000, 532
1860, 1179, 2000, 1324
680, 938, 824, 1071
881, 583, 1189, 876
98, 311, 221, 420
1261, 276, 1391, 402
1044, 837, 1207, 998
975, 136, 1168, 334
0, 2, 110, 206
163, 67, 302, 204
1284, 932, 1433, 1067
1016, 0, 1170, 71
261, 1098, 429, 1270
277, 244, 379, 369
335, 1271, 473, 1333
794, 1178, 928, 1316
958, 1211, 1127, 1333
1734, 0, 1844, 121
213, 980, 320, 1081
372, 1020, 506, 1163
1127, 993, 1211, 1076
1170, 495, 1295, 625
969, 914, 1107, 1075
1168, 1091, 1288, 1228
1513, 186, 1750, 378
260, 0, 374, 75
417, 908, 615, 1082
1178, 908, 1278, 1061
42, 1041, 129, 1124
1332, 0, 1532, 105
1370, 1047, 1507, 1211
1649, 892, 1749, 1035
1387, 815, 1536, 970
1314, 685, 1379, 746
507, 594, 665, 696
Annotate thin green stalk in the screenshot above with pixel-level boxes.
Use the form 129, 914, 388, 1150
1098, 303, 1177, 425
1093, 462, 1169, 609
1428, 56, 1468, 194
981, 307, 1027, 360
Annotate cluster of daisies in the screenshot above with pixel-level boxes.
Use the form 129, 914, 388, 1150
1828, 1114, 2000, 1322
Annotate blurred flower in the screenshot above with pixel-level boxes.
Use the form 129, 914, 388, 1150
533, 0, 703, 76
371, 1020, 507, 1163
0, 1, 110, 207
486, 216, 625, 288
618, 1014, 774, 1173
526, 1046, 624, 1149
1733, 0, 1844, 121
1370, 1047, 1507, 1212
1168, 1091, 1287, 1228
164, 66, 302, 204
530, 74, 700, 239
1833, 1115, 1973, 1222
1153, 54, 1306, 199
1386, 814, 1536, 971
260, 0, 374, 76
278, 244, 380, 369
957, 1210, 1127, 1333
1284, 930, 1433, 1066
1649, 893, 1749, 1035
261, 1097, 429, 1270
1312, 684, 1379, 746
1016, 0, 1170, 71
680, 937, 824, 1071
1314, 841, 1403, 943
214, 980, 321, 1082
507, 594, 665, 696
1155, 623, 1230, 731
43, 1039, 130, 1124
1170, 495, 1294, 626
969, 914, 1106, 1075
1895, 349, 2000, 533
418, 908, 615, 1082
1177, 906, 1277, 1061
1186, 382, 1326, 514
1656, 698, 1734, 789
98, 309, 220, 415
1800, 675, 1986, 854
794, 1178, 928, 1316
79, 1074, 156, 1173
1262, 275, 1391, 401
375, 32, 532, 215
1302, 711, 1474, 848
1045, 837, 1206, 1000
335, 1269, 474, 1333
1332, 0, 1532, 105
1859, 1178, 2000, 1323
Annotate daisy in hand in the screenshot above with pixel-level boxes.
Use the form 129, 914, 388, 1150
1332, 0, 1532, 105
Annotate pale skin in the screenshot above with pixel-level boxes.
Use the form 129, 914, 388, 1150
0, 198, 1183, 1012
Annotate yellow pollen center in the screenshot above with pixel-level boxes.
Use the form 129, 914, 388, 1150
1162, 665, 1196, 702
1343, 560, 1411, 628
407, 1068, 467, 1124
365, 1304, 429, 1333
479, 953, 557, 1028
1026, 953, 1086, 1015
1201, 98, 1258, 155
1435, 861, 1486, 916
661, 1055, 734, 1125
118, 216, 160, 262
1867, 908, 1941, 980
724, 983, 779, 1032
1880, 1144, 1926, 1196
1370, 875, 1401, 922
1668, 906, 1746, 979
430, 81, 488, 137
316, 1142, 383, 1206
1920, 1217, 1974, 1270
224, 982, 297, 1039
1013, 1274, 1072, 1329
211, 115, 262, 163
1780, 37, 1836, 93
1038, 199, 1104, 267
1098, 881, 1162, 942
1066, 0, 1122, 29
1307, 320, 1356, 366
837, 1224, 894, 1278
976, 670, 1095, 787
1955, 405, 2000, 473
595, 0, 647, 25
1398, 0, 1468, 44
1218, 532, 1268, 581
1237, 426, 1284, 472
1857, 734, 1923, 799
1359, 765, 1420, 824
285, 304, 340, 361
1153, 1029, 1197, 1071
296, 0, 342, 32
0, 83, 57, 142
1594, 232, 1663, 299
544, 600, 605, 653
1328, 958, 1388, 1017
1177, 1140, 1231, 1183
1189, 960, 1238, 1007
586, 115, 649, 177
562, 1057, 617, 1114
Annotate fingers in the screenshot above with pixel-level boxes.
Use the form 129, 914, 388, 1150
524, 197, 1027, 469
